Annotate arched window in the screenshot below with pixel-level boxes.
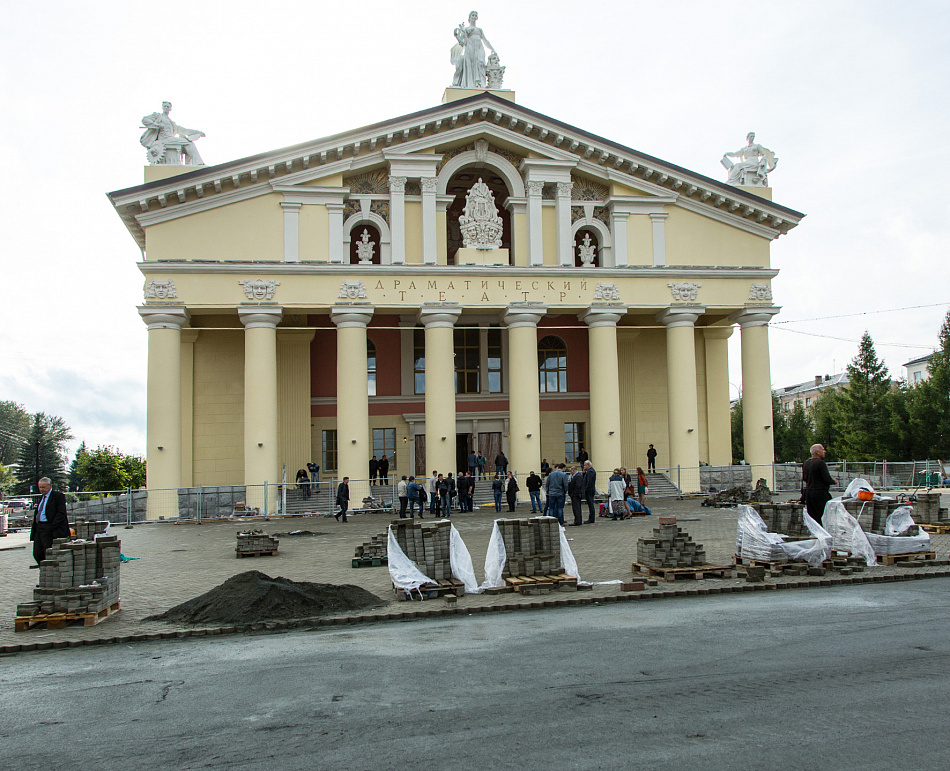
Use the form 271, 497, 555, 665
574, 228, 599, 268
367, 339, 377, 396
538, 336, 568, 393
350, 223, 382, 265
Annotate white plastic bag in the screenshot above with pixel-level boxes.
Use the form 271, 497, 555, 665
735, 505, 788, 562
884, 506, 917, 536
387, 526, 434, 598
822, 500, 877, 565
480, 520, 507, 589
843, 478, 874, 499
559, 524, 581, 582
781, 510, 833, 567
449, 523, 480, 594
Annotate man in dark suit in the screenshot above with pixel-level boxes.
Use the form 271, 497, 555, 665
30, 476, 70, 564
335, 477, 350, 522
583, 461, 597, 524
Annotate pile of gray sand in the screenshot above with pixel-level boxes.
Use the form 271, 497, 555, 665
147, 570, 384, 624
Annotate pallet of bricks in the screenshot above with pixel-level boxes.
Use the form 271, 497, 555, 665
902, 492, 949, 534
391, 519, 464, 600
353, 532, 388, 567
236, 529, 279, 557
498, 517, 577, 594
634, 517, 732, 581
15, 521, 121, 631
840, 497, 937, 563
740, 503, 827, 574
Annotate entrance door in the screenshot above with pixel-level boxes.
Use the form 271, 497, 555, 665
479, 432, 503, 472
456, 433, 470, 475
414, 435, 426, 478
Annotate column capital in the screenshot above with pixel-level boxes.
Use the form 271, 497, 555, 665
703, 326, 735, 340
649, 212, 669, 222
580, 306, 628, 328
389, 176, 407, 194
526, 180, 544, 197
239, 307, 283, 329
418, 305, 462, 328
503, 304, 547, 328
729, 306, 781, 328
279, 201, 302, 212
331, 305, 375, 328
421, 176, 438, 194
555, 181, 573, 198
657, 306, 705, 328
138, 306, 189, 330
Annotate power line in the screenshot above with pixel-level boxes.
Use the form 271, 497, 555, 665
772, 326, 934, 349
773, 302, 949, 325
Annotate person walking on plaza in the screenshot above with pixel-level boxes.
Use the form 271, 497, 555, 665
495, 451, 508, 475
636, 466, 649, 507
492, 473, 504, 512
407, 476, 425, 519
436, 474, 449, 517
546, 463, 569, 525
465, 471, 475, 512
477, 451, 487, 479
369, 455, 379, 483
802, 443, 837, 524
457, 471, 471, 513
397, 475, 409, 518
505, 471, 519, 512
583, 461, 597, 524
335, 477, 350, 522
30, 476, 70, 565
378, 455, 389, 485
446, 472, 457, 516
647, 444, 657, 473
567, 466, 584, 526
526, 471, 543, 513
428, 471, 439, 516
307, 461, 320, 493
467, 450, 478, 479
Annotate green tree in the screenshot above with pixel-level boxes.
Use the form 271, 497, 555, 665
15, 412, 72, 494
775, 400, 813, 463
0, 462, 16, 499
810, 389, 842, 461
68, 441, 88, 492
906, 310, 950, 458
75, 446, 131, 492
0, 400, 31, 466
835, 332, 891, 461
730, 398, 744, 464
122, 454, 147, 489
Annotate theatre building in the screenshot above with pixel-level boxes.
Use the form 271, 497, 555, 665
109, 84, 802, 515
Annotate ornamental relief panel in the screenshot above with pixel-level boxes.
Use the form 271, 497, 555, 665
592, 206, 610, 226
748, 283, 772, 301
338, 280, 368, 300
144, 279, 177, 299
370, 201, 390, 225
571, 175, 609, 201
240, 279, 280, 301
593, 282, 620, 300
571, 205, 585, 224
668, 282, 701, 302
343, 170, 389, 195
343, 200, 361, 220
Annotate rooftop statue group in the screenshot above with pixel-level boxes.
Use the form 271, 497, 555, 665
140, 101, 206, 166
450, 11, 504, 89
721, 132, 778, 187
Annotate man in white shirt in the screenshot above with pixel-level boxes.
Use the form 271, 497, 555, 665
30, 476, 70, 565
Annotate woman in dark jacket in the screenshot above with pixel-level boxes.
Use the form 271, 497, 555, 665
492, 474, 504, 512
505, 471, 519, 512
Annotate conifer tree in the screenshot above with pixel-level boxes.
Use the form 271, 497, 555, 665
836, 332, 891, 461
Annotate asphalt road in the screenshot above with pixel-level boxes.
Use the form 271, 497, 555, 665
3, 581, 949, 770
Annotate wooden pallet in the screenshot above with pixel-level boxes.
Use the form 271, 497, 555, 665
15, 601, 121, 632
632, 562, 734, 581
918, 523, 950, 534
394, 578, 465, 601
352, 556, 388, 568
877, 551, 936, 566
235, 548, 278, 558
504, 573, 578, 592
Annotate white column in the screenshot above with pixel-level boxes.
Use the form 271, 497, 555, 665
527, 180, 544, 266
331, 306, 375, 483
657, 307, 704, 477
650, 213, 668, 267
555, 181, 573, 266
421, 176, 438, 265
389, 176, 406, 265
503, 306, 547, 478
610, 210, 629, 267
420, 306, 462, 476
238, 307, 283, 511
327, 202, 344, 264
580, 306, 627, 472
281, 202, 300, 263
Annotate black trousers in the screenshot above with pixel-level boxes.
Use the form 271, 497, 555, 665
399, 496, 409, 517
570, 494, 583, 525
585, 493, 596, 522
32, 526, 54, 564
804, 490, 831, 524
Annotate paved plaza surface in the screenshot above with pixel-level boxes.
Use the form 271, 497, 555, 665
1, 495, 948, 651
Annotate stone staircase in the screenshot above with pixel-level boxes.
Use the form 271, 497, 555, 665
645, 472, 680, 496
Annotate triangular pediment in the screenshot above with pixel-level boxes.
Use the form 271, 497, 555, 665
109, 93, 803, 249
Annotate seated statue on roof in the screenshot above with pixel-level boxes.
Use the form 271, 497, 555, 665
140, 101, 206, 166
721, 132, 777, 187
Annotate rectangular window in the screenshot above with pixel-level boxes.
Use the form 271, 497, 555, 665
564, 422, 585, 464
487, 328, 503, 393
805, 397, 813, 407
414, 329, 425, 395
367, 341, 377, 397
454, 328, 480, 395
322, 429, 338, 473
372, 428, 396, 469
914, 371, 922, 383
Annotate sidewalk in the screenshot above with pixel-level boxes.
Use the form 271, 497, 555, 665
2, 495, 948, 654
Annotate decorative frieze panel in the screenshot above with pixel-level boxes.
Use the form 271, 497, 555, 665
593, 206, 610, 226
571, 205, 585, 224
370, 201, 390, 224
343, 200, 361, 220
492, 145, 524, 169
344, 170, 390, 195
239, 279, 280, 300
593, 282, 620, 300
144, 279, 178, 299
571, 176, 609, 201
668, 282, 702, 302
437, 143, 475, 172
338, 280, 368, 300
404, 180, 421, 196
748, 283, 772, 301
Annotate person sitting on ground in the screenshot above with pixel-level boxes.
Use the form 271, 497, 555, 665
608, 469, 629, 520
295, 468, 311, 498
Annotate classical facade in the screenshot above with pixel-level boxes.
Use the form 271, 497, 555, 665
109, 86, 803, 515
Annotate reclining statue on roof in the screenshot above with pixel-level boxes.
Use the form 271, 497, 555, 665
140, 101, 205, 166
721, 132, 777, 187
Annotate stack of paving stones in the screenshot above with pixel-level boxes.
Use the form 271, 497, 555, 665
73, 520, 111, 540
392, 519, 453, 580
637, 518, 706, 568
360, 496, 387, 511
235, 529, 279, 554
17, 535, 121, 617
498, 517, 563, 578
752, 503, 811, 538
908, 492, 948, 525
354, 532, 388, 560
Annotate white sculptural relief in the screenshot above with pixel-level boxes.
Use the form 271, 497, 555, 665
485, 51, 505, 89
668, 282, 702, 301
239, 280, 280, 301
338, 280, 368, 300
450, 11, 497, 88
140, 102, 205, 166
721, 132, 778, 187
577, 233, 597, 267
144, 279, 178, 299
748, 283, 773, 301
355, 229, 376, 264
593, 282, 620, 301
459, 178, 504, 250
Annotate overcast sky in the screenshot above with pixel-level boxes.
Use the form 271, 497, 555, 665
1, 0, 948, 459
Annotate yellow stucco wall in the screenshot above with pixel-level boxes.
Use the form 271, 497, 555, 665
541, 206, 556, 265
540, 410, 590, 466
618, 328, 669, 469
192, 330, 245, 484
300, 204, 329, 262
405, 201, 422, 263
694, 332, 709, 462
303, 174, 344, 187
278, 332, 314, 479
664, 208, 770, 267
626, 215, 654, 266
311, 418, 336, 473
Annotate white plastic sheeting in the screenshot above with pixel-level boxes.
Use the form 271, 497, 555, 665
867, 506, 931, 555
823, 500, 877, 565
843, 478, 874, 499
387, 526, 434, 598
480, 518, 583, 589
735, 504, 832, 567
449, 523, 480, 594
